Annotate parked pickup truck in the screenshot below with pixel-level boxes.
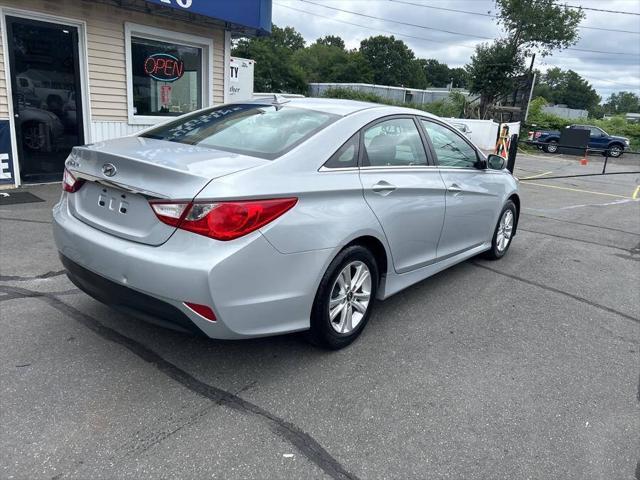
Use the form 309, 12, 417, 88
528, 124, 630, 157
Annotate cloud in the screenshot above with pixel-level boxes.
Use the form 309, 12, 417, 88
272, 0, 640, 100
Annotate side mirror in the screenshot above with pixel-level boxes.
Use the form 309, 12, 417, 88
487, 154, 505, 170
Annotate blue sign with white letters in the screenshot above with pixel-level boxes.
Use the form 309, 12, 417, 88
144, 0, 272, 35
0, 120, 15, 184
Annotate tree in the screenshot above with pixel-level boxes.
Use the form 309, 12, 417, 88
316, 35, 345, 50
359, 36, 423, 88
604, 91, 640, 114
465, 40, 525, 118
494, 0, 585, 57
559, 70, 600, 111
533, 68, 600, 111
416, 59, 450, 88
449, 68, 468, 89
293, 40, 373, 84
465, 0, 585, 119
232, 25, 307, 93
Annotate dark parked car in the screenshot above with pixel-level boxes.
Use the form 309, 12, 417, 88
530, 124, 630, 157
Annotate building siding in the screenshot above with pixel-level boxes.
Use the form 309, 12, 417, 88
0, 0, 225, 123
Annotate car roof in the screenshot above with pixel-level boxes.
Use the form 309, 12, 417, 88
240, 97, 379, 116
238, 96, 444, 120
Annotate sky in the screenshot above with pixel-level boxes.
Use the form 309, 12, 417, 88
272, 0, 640, 101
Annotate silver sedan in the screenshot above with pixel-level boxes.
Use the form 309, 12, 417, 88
53, 97, 519, 349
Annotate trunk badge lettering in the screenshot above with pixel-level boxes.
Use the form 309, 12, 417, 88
102, 163, 117, 177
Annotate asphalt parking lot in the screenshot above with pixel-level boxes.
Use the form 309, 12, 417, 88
1, 151, 639, 480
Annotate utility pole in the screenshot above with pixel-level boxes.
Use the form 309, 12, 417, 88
523, 54, 536, 122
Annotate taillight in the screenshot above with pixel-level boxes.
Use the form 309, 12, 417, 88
150, 198, 297, 241
62, 168, 85, 193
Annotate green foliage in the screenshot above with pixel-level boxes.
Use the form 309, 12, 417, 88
494, 0, 585, 56
465, 40, 525, 118
320, 87, 466, 118
604, 91, 640, 115
533, 68, 600, 111
232, 25, 307, 93
359, 36, 425, 88
293, 41, 373, 84
464, 0, 584, 119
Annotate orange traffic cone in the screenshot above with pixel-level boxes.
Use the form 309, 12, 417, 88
580, 149, 589, 165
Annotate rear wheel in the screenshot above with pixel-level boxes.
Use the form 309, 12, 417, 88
543, 140, 558, 153
483, 200, 517, 260
307, 245, 378, 350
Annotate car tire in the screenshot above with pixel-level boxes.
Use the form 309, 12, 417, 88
606, 144, 623, 158
483, 200, 517, 260
543, 140, 558, 153
21, 121, 48, 151
307, 245, 379, 350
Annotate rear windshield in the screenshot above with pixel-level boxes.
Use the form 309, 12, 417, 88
141, 104, 339, 159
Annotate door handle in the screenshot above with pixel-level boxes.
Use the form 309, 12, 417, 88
447, 183, 463, 193
372, 181, 397, 195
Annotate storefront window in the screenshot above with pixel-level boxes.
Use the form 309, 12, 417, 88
130, 36, 202, 117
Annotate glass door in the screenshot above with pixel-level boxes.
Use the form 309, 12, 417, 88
6, 16, 84, 183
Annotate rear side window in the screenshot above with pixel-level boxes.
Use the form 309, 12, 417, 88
324, 133, 359, 169
362, 118, 427, 167
141, 104, 339, 160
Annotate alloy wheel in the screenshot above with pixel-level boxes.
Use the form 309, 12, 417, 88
328, 261, 372, 334
496, 209, 514, 252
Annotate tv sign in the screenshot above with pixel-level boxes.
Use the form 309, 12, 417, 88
144, 53, 184, 82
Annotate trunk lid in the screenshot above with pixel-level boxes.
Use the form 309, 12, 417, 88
66, 136, 268, 245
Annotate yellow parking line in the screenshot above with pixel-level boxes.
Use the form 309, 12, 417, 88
633, 185, 640, 200
520, 170, 553, 180
523, 182, 629, 199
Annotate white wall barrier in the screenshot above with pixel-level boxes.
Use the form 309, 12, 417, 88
442, 118, 520, 151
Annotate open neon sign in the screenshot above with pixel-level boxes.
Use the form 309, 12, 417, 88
144, 53, 184, 82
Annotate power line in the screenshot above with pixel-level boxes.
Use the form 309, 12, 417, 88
299, 0, 490, 40
564, 3, 640, 16
387, 0, 640, 35
275, 2, 480, 50
296, 0, 640, 56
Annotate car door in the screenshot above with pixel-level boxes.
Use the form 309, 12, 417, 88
587, 126, 608, 151
419, 118, 503, 258
359, 116, 446, 274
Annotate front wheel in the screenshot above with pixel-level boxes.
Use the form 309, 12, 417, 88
483, 200, 517, 260
606, 144, 623, 158
307, 245, 378, 350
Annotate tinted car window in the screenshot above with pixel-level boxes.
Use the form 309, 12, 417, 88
421, 120, 477, 168
141, 104, 339, 160
324, 133, 359, 169
362, 118, 427, 167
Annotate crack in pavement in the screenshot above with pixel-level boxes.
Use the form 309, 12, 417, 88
0, 216, 51, 224
0, 288, 78, 302
0, 285, 360, 480
0, 270, 66, 282
472, 262, 639, 325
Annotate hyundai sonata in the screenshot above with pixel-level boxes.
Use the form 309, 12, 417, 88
53, 97, 519, 349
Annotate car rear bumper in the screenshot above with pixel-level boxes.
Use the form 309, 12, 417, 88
53, 193, 333, 339
61, 254, 203, 335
